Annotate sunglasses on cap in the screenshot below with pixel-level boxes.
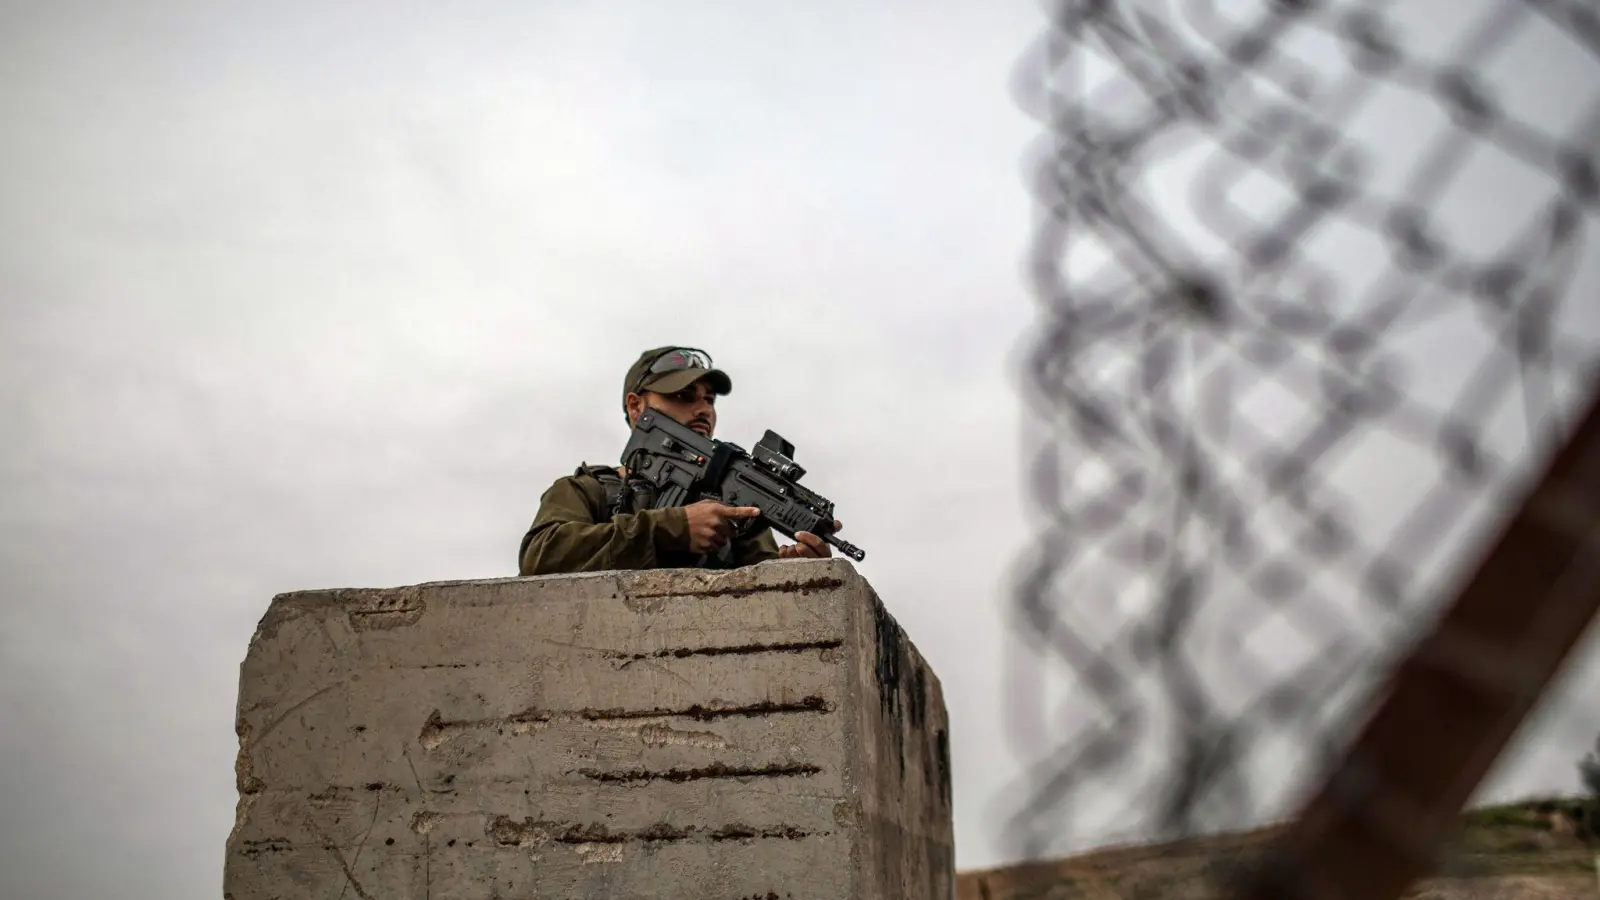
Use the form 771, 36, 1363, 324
633, 347, 714, 394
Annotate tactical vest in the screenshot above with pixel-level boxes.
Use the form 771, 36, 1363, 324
574, 464, 642, 521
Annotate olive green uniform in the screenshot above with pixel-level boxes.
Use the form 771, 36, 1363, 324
517, 465, 782, 576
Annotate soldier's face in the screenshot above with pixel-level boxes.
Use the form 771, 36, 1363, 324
631, 382, 718, 437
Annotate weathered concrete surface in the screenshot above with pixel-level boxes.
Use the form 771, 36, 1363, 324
224, 558, 953, 899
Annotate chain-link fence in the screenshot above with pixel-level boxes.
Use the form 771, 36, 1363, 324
1003, 0, 1600, 889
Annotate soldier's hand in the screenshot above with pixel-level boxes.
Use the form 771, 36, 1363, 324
780, 520, 842, 560
684, 499, 763, 554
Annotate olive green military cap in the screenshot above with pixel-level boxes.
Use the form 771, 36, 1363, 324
622, 346, 733, 409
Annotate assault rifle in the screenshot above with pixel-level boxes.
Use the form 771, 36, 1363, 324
619, 409, 865, 563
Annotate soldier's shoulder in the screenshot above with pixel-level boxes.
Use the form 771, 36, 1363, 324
533, 464, 619, 521
572, 462, 621, 477
560, 462, 628, 499
568, 463, 624, 485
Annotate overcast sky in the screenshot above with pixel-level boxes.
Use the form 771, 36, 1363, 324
1, 2, 1597, 899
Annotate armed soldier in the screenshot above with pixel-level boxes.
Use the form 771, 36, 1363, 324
517, 347, 841, 576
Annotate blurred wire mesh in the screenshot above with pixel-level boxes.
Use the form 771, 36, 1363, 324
1003, 0, 1600, 869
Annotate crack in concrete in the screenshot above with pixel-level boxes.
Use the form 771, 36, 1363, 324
418, 697, 829, 750
576, 762, 822, 785
487, 816, 823, 848
237, 839, 292, 858
612, 638, 843, 663
247, 682, 342, 747
336, 788, 383, 900
303, 814, 374, 900
625, 576, 846, 602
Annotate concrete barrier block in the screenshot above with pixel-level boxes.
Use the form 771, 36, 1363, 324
224, 558, 952, 899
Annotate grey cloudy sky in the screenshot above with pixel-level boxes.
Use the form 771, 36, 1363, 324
2, 1, 1597, 898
